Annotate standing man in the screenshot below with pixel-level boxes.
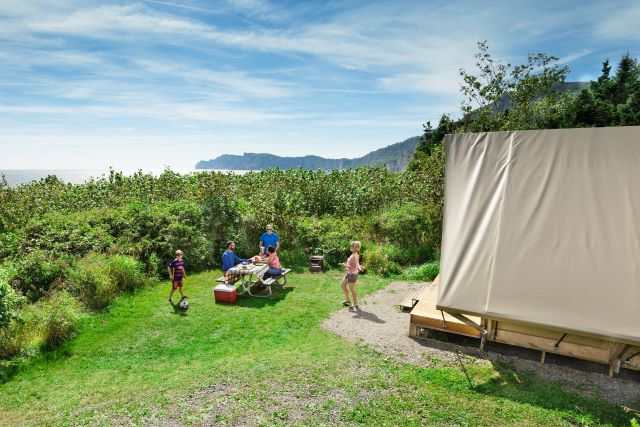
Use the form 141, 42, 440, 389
259, 224, 280, 256
222, 240, 248, 275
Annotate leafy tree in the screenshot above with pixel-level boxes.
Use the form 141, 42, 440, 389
458, 41, 569, 132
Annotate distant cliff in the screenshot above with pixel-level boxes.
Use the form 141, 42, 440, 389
196, 136, 420, 172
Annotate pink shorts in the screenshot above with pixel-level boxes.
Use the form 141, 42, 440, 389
172, 280, 183, 290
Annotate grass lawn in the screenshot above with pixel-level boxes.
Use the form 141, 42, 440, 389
0, 270, 635, 426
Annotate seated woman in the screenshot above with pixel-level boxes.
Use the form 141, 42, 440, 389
261, 245, 282, 280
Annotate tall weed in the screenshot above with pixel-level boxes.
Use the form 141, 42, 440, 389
38, 290, 84, 350
108, 255, 146, 293
65, 254, 117, 310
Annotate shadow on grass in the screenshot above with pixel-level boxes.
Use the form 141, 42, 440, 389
471, 361, 634, 425
411, 330, 639, 425
170, 301, 189, 316
227, 286, 295, 309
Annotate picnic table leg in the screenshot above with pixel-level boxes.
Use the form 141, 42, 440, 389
247, 273, 271, 298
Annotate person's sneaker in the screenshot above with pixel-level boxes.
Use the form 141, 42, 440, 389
341, 300, 351, 306
181, 295, 189, 300
168, 299, 173, 304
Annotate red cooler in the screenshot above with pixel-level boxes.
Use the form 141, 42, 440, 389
214, 284, 237, 303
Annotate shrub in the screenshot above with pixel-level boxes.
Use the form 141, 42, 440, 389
65, 254, 117, 310
108, 255, 146, 293
18, 211, 114, 257
293, 216, 365, 268
0, 320, 27, 360
39, 290, 84, 350
402, 261, 440, 282
0, 270, 25, 328
377, 244, 431, 266
362, 245, 402, 277
277, 248, 308, 272
8, 250, 69, 302
146, 252, 161, 277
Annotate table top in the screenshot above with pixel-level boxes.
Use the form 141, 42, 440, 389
228, 263, 269, 276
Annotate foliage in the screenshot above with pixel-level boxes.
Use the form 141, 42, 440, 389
0, 270, 25, 328
7, 250, 70, 302
65, 254, 117, 310
65, 253, 148, 310
459, 40, 569, 132
362, 245, 402, 276
38, 290, 84, 350
402, 261, 440, 281
107, 255, 146, 293
562, 54, 640, 127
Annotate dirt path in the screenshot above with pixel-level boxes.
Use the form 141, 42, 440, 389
322, 280, 640, 406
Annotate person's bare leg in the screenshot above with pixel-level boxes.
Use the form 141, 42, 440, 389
349, 282, 358, 307
169, 287, 175, 303
341, 277, 351, 305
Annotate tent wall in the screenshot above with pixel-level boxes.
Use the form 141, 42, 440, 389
438, 127, 640, 345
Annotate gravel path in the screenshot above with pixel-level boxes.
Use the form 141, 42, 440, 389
322, 280, 640, 406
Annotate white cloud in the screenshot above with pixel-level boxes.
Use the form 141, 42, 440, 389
134, 59, 295, 98
597, 2, 640, 40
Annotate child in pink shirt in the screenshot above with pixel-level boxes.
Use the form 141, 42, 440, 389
341, 241, 361, 308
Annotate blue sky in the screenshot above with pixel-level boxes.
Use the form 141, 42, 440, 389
1, 0, 638, 171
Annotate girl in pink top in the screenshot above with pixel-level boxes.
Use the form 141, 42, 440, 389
262, 245, 282, 279
341, 241, 361, 308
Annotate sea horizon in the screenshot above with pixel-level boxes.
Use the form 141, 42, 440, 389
0, 168, 250, 187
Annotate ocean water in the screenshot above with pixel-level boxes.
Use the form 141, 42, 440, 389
0, 169, 249, 187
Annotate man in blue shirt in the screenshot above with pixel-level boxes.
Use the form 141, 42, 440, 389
222, 240, 247, 275
259, 224, 280, 255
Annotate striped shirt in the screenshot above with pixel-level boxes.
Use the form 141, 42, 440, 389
169, 258, 185, 280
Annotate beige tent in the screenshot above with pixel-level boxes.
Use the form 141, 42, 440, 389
437, 126, 640, 347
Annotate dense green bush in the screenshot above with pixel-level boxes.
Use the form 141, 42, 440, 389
362, 245, 402, 277
0, 270, 25, 328
372, 203, 428, 246
293, 216, 359, 267
7, 250, 70, 302
277, 248, 308, 272
19, 211, 114, 256
402, 261, 440, 282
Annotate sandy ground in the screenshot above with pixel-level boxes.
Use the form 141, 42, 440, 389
322, 281, 640, 406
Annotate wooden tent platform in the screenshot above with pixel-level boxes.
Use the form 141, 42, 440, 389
408, 276, 640, 376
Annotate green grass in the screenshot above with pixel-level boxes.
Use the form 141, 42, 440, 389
0, 271, 634, 426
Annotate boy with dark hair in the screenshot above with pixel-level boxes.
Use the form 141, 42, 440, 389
222, 240, 248, 275
168, 249, 187, 304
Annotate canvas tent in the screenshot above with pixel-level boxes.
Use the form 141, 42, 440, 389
437, 126, 640, 347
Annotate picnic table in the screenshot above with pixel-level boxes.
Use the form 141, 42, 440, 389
226, 263, 269, 297
217, 263, 292, 298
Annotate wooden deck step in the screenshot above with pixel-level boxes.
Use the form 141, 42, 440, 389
399, 287, 423, 311
399, 276, 440, 311
409, 277, 482, 338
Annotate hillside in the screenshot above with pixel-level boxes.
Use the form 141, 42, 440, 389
195, 136, 420, 172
